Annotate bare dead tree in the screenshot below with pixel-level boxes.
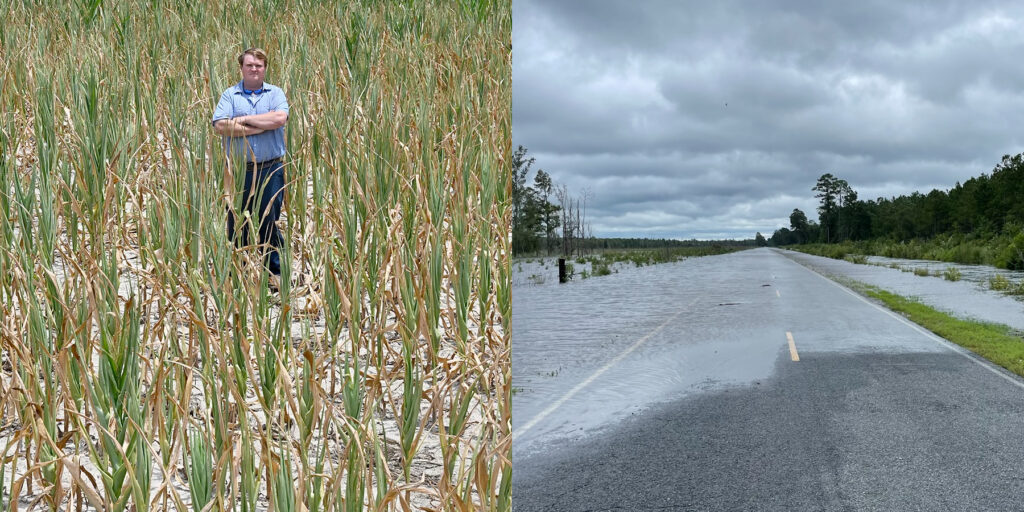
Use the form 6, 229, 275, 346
554, 184, 596, 259
556, 184, 576, 258
580, 187, 592, 255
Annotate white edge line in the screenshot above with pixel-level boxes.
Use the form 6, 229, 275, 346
781, 251, 1024, 391
512, 297, 701, 440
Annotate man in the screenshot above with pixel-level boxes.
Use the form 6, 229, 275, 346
212, 47, 289, 282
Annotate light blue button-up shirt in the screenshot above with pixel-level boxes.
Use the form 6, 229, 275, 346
212, 81, 289, 163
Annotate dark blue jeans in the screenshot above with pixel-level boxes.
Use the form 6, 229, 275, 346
227, 159, 285, 275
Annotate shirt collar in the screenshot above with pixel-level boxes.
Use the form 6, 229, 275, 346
235, 81, 270, 95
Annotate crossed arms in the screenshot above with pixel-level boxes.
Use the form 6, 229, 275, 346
213, 110, 288, 137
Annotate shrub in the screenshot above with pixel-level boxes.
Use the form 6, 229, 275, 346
1009, 280, 1024, 296
943, 267, 961, 281
845, 254, 867, 264
991, 274, 1011, 291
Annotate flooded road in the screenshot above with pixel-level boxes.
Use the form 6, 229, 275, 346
513, 247, 993, 455
513, 249, 787, 455
513, 247, 1024, 511
781, 250, 1024, 331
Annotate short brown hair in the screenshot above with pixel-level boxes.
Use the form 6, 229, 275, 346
238, 47, 268, 67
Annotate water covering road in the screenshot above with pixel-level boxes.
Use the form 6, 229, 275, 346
513, 249, 794, 456
783, 250, 1024, 331
513, 248, 1024, 511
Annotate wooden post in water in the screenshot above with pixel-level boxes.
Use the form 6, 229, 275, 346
558, 258, 567, 283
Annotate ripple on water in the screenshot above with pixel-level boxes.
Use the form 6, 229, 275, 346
512, 251, 788, 455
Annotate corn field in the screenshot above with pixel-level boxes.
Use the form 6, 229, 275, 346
0, 1, 511, 510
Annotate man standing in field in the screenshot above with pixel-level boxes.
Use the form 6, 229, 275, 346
212, 47, 289, 283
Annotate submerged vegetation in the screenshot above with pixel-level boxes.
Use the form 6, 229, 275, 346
943, 267, 961, 282
791, 243, 1024, 297
0, 1, 510, 511
575, 245, 745, 270
989, 274, 1024, 295
516, 245, 749, 283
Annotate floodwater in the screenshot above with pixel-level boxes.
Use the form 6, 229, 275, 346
512, 248, 1024, 457
781, 250, 1024, 331
510, 257, 632, 287
864, 255, 1024, 288
512, 250, 786, 455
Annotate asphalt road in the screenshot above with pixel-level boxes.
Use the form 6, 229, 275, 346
513, 248, 1024, 511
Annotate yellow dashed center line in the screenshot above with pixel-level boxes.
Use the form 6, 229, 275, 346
786, 331, 800, 361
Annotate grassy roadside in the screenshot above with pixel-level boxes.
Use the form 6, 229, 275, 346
843, 280, 1024, 378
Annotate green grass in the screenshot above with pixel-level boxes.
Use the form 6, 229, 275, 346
991, 274, 1012, 291
987, 274, 1024, 295
856, 284, 1024, 378
844, 254, 868, 264
943, 267, 962, 281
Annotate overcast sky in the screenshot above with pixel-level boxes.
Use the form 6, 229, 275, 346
513, 0, 1024, 240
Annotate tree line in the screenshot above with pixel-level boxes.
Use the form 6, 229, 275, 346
513, 145, 594, 257
769, 153, 1024, 269
513, 145, 770, 257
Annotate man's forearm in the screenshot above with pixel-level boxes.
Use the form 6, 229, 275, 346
235, 111, 287, 130
214, 119, 266, 137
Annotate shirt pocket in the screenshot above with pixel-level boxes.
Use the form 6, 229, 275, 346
235, 95, 259, 116
254, 97, 271, 115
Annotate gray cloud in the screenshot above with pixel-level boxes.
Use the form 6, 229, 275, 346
513, 0, 1024, 239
